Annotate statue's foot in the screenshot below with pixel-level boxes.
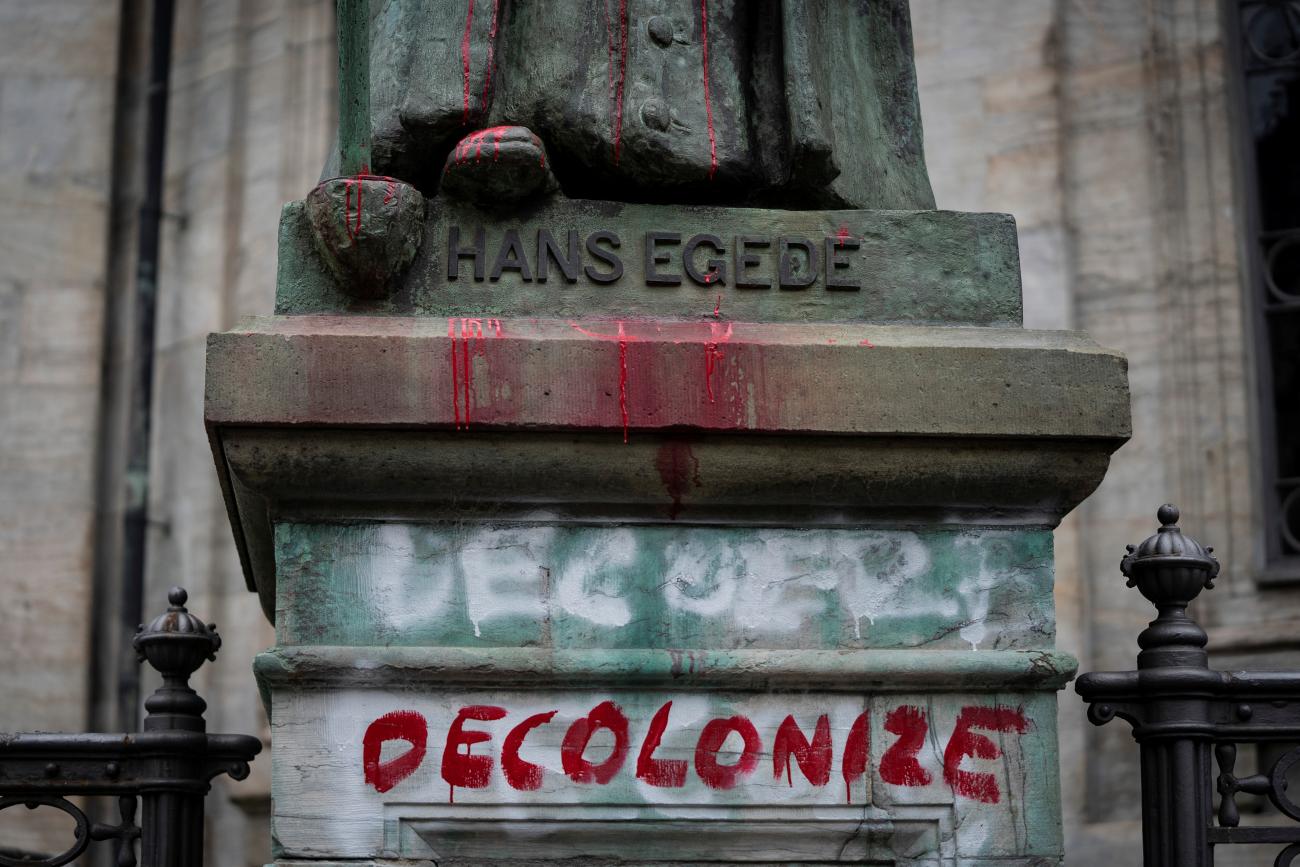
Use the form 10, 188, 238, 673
440, 126, 558, 205
305, 175, 425, 298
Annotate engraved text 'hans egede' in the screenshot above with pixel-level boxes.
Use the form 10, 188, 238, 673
446, 227, 863, 291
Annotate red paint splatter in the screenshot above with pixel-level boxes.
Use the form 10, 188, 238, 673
699, 0, 717, 179
362, 710, 428, 793
441, 705, 506, 799
703, 322, 732, 403
772, 714, 832, 787
502, 710, 557, 791
942, 706, 1028, 804
880, 706, 933, 787
694, 716, 760, 789
481, 0, 501, 110
637, 701, 688, 787
561, 700, 630, 784
858, 337, 875, 348
842, 711, 870, 803
655, 441, 701, 519
608, 0, 629, 163
836, 225, 852, 244
461, 0, 476, 124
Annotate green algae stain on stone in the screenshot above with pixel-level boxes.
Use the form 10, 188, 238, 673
273, 521, 1054, 652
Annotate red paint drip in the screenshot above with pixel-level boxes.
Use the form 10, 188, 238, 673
493, 126, 506, 160
618, 321, 629, 444
605, 0, 616, 107
655, 441, 701, 519
568, 322, 640, 442
713, 294, 721, 317
461, 0, 475, 124
699, 0, 717, 179
611, 0, 629, 163
480, 0, 501, 109
343, 176, 364, 239
703, 322, 732, 404
449, 318, 461, 429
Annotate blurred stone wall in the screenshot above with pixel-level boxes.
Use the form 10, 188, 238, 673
0, 1, 1295, 865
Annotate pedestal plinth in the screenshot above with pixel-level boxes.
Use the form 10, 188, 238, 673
208, 197, 1129, 865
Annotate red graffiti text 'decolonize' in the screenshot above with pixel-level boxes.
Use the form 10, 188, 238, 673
361, 702, 1030, 804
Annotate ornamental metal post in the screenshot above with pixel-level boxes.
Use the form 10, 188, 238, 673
1077, 505, 1300, 867
0, 587, 261, 867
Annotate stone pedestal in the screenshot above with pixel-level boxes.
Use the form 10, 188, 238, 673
207, 193, 1128, 864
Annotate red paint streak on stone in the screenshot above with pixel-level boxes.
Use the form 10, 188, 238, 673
836, 224, 852, 244
610, 0, 629, 163
637, 701, 688, 787
655, 441, 700, 520
772, 714, 832, 787
618, 321, 629, 442
699, 0, 717, 179
859, 337, 875, 348
561, 700, 630, 784
362, 710, 428, 793
488, 317, 502, 336
703, 321, 732, 403
383, 179, 397, 204
441, 705, 506, 799
462, 318, 473, 426
942, 705, 1028, 804
841, 711, 870, 804
713, 294, 721, 316
461, 0, 476, 124
343, 176, 363, 239
502, 710, 557, 791
480, 0, 501, 110
694, 715, 761, 789
567, 321, 642, 441
880, 706, 933, 787
448, 318, 461, 429
493, 126, 506, 160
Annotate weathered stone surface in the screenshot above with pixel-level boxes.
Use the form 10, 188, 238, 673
207, 316, 1125, 435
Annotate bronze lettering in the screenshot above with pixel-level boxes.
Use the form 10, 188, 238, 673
585, 230, 624, 284
778, 237, 818, 290
824, 236, 860, 291
447, 226, 486, 281
735, 236, 771, 289
490, 229, 534, 281
684, 234, 726, 286
537, 229, 580, 283
645, 232, 682, 286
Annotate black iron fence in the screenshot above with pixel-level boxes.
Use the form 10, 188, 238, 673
0, 588, 261, 866
1077, 505, 1300, 867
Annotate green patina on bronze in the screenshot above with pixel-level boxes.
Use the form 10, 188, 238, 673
273, 522, 1055, 652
